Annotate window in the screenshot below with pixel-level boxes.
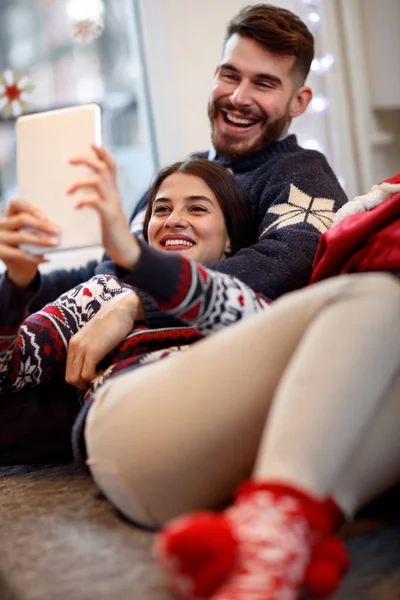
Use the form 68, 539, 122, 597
0, 0, 156, 218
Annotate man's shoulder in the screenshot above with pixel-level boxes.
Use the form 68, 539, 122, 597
236, 148, 347, 218
256, 145, 332, 171
241, 145, 344, 192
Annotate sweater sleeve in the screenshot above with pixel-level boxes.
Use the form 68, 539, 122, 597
0, 272, 130, 394
121, 241, 269, 335
28, 260, 99, 313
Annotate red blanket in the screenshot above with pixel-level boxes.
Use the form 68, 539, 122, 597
311, 190, 400, 283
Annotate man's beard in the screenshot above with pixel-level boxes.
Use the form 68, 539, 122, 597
208, 99, 291, 160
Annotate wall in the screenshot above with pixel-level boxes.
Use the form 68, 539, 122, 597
137, 0, 325, 165
138, 0, 252, 166
337, 0, 400, 190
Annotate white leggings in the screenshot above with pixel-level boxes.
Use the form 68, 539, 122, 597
85, 273, 400, 528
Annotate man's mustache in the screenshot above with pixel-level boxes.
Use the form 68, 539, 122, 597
212, 100, 264, 121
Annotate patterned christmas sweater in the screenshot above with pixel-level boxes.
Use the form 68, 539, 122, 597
0, 241, 269, 397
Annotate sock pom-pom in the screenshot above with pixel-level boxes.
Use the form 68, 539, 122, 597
304, 536, 350, 597
157, 512, 238, 597
304, 560, 342, 597
312, 537, 350, 572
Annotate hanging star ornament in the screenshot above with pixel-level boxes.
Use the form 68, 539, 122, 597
72, 18, 104, 43
0, 69, 35, 119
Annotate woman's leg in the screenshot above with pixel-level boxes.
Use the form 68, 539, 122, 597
157, 273, 400, 600
252, 273, 400, 497
332, 367, 400, 517
84, 275, 362, 528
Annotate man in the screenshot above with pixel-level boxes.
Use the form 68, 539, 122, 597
0, 4, 347, 461
129, 3, 347, 304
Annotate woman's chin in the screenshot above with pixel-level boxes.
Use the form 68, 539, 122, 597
160, 246, 197, 259
158, 245, 221, 264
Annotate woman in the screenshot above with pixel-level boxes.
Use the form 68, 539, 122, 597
0, 150, 270, 404
81, 174, 400, 600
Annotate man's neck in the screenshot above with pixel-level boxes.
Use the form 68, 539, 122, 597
208, 132, 291, 161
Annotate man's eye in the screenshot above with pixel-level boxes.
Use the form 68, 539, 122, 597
221, 72, 238, 82
256, 81, 273, 89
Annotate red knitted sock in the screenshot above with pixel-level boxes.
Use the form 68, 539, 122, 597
155, 482, 349, 600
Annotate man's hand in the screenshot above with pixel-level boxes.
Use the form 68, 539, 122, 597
66, 290, 142, 389
67, 145, 141, 271
0, 198, 60, 288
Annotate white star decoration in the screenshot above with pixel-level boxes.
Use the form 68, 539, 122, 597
260, 184, 335, 238
0, 69, 35, 119
72, 18, 104, 43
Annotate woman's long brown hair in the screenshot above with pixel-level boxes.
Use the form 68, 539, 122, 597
142, 158, 254, 256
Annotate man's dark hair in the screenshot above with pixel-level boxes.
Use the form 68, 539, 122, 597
143, 158, 254, 255
225, 3, 314, 84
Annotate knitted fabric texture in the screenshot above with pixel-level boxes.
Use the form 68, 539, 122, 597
156, 482, 349, 600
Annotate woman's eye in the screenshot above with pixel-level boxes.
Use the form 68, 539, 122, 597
153, 206, 170, 214
190, 206, 207, 213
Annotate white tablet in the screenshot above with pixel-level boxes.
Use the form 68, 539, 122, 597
17, 104, 103, 253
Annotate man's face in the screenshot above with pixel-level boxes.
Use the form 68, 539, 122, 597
208, 34, 299, 159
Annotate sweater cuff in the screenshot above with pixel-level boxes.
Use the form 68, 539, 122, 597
122, 239, 187, 303
0, 272, 41, 328
117, 240, 187, 327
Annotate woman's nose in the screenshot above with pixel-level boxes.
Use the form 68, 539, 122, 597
165, 210, 186, 229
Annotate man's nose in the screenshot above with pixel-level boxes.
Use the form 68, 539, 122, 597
230, 80, 253, 107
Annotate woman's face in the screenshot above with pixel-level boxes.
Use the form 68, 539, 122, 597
147, 172, 231, 264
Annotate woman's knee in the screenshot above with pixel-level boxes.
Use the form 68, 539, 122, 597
347, 272, 400, 299
84, 380, 165, 528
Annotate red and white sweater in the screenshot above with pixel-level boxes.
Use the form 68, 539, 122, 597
0, 241, 269, 396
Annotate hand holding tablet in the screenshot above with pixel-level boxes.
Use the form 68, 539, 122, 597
0, 197, 60, 288
10, 103, 141, 280
67, 144, 140, 270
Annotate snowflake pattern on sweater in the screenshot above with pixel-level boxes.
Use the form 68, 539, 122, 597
0, 243, 268, 395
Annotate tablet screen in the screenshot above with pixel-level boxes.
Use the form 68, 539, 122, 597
17, 103, 102, 253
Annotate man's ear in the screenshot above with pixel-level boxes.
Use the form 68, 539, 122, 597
289, 86, 312, 118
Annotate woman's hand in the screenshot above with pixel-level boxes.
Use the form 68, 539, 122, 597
67, 145, 141, 271
0, 198, 60, 288
66, 290, 143, 389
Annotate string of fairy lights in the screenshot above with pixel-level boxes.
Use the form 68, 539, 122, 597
295, 0, 338, 168
303, 0, 334, 114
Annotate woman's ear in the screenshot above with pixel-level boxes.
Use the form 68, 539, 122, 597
224, 237, 232, 256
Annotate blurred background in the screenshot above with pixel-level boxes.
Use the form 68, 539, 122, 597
138, 0, 400, 201
0, 0, 156, 218
0, 0, 399, 261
